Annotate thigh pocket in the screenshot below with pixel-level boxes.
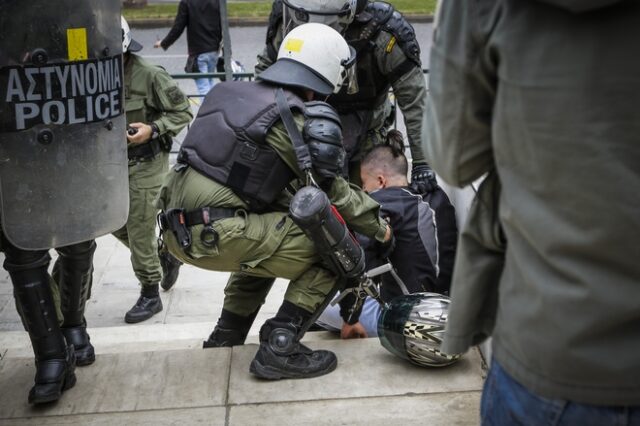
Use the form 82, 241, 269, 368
234, 211, 290, 269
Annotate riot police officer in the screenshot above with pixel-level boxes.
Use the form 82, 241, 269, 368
116, 18, 193, 323
157, 24, 392, 379
0, 0, 128, 404
209, 0, 433, 344
256, 0, 433, 190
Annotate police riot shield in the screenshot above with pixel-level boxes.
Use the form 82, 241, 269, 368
0, 0, 128, 249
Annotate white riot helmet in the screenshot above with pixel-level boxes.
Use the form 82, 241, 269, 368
283, 0, 358, 33
121, 16, 143, 53
378, 293, 462, 367
258, 23, 357, 96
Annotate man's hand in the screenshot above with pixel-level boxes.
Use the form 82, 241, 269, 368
378, 220, 395, 259
153, 40, 162, 49
383, 222, 392, 243
410, 164, 438, 195
341, 322, 368, 339
126, 122, 153, 145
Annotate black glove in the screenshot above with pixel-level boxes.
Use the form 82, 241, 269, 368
410, 164, 438, 195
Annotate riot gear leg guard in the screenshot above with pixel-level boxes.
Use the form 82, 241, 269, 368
5, 254, 76, 404
203, 308, 259, 348
249, 301, 337, 380
53, 241, 97, 366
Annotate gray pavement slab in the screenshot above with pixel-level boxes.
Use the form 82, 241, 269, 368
1, 323, 338, 359
0, 339, 483, 424
0, 295, 21, 332
228, 339, 484, 405
0, 407, 226, 426
0, 348, 231, 420
229, 392, 481, 426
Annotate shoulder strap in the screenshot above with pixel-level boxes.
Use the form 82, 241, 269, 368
275, 88, 312, 173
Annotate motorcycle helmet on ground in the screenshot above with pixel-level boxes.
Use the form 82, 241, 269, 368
378, 292, 461, 367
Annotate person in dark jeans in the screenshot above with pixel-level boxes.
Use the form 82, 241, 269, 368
317, 131, 459, 338
154, 0, 221, 96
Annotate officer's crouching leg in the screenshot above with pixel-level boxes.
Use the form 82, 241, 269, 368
3, 245, 76, 404
203, 307, 260, 348
53, 240, 97, 366
250, 267, 338, 380
203, 272, 273, 348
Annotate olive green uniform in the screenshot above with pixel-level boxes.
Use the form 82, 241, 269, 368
256, 24, 428, 173
157, 116, 387, 315
113, 54, 192, 288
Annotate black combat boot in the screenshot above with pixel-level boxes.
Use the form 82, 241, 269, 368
250, 318, 337, 380
124, 284, 163, 323
61, 323, 94, 366
159, 251, 182, 291
203, 308, 259, 348
10, 263, 77, 404
53, 241, 97, 366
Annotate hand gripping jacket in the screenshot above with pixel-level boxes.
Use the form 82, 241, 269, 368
178, 81, 304, 211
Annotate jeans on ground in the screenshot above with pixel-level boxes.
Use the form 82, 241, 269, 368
196, 51, 218, 96
481, 358, 640, 426
316, 296, 383, 337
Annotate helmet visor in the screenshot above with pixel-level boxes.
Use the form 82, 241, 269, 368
337, 45, 358, 94
283, 0, 354, 32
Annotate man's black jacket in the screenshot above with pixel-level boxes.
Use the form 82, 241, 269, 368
161, 0, 221, 55
340, 186, 458, 323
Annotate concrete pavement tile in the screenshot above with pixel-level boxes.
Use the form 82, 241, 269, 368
168, 266, 231, 289
229, 392, 481, 426
3, 322, 214, 358
95, 261, 142, 291
0, 295, 22, 332
0, 348, 231, 419
91, 235, 121, 271
228, 339, 484, 405
0, 266, 12, 294
0, 330, 29, 352
164, 314, 219, 325
0, 323, 327, 359
164, 287, 224, 319
84, 289, 168, 328
1, 406, 226, 425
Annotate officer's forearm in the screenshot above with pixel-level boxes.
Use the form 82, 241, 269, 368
154, 110, 193, 137
326, 178, 388, 242
394, 67, 428, 164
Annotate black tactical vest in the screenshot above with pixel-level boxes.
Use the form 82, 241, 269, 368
178, 81, 305, 211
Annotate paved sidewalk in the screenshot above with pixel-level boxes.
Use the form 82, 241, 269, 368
0, 234, 286, 335
0, 234, 485, 424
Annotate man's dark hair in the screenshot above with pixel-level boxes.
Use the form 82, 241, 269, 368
361, 141, 409, 178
